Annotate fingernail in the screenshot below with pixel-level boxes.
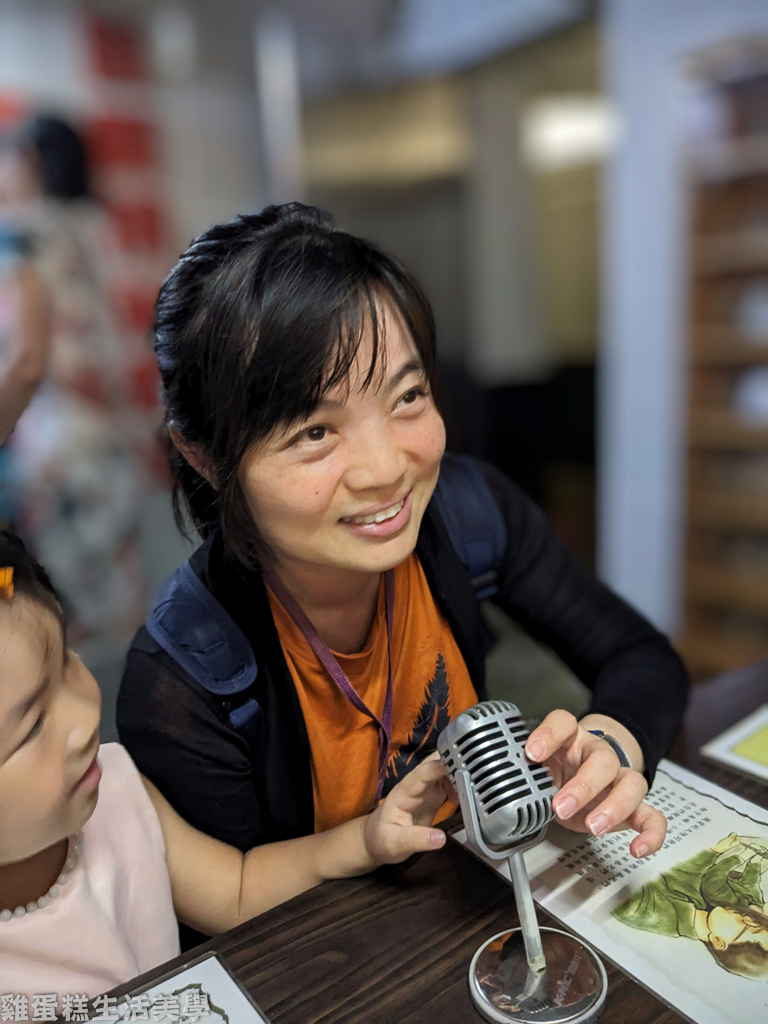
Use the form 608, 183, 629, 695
555, 796, 576, 819
430, 830, 445, 847
635, 843, 649, 858
588, 813, 609, 836
527, 741, 545, 761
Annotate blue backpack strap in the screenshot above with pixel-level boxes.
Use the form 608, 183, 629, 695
146, 561, 261, 735
432, 454, 507, 599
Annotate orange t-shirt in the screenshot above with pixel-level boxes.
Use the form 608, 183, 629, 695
267, 554, 478, 832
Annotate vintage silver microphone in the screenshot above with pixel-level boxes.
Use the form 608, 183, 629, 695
438, 700, 607, 1024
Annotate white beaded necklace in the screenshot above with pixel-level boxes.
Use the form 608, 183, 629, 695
0, 831, 83, 922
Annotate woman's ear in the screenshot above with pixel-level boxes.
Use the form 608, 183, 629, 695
168, 424, 217, 488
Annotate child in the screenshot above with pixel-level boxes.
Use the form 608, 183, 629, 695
0, 531, 452, 1008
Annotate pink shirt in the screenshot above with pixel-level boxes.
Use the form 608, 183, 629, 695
0, 744, 180, 1012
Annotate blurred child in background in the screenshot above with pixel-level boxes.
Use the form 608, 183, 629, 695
0, 116, 149, 640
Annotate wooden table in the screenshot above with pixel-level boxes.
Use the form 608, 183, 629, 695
110, 665, 768, 1023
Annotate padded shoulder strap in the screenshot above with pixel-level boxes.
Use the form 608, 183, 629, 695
432, 454, 507, 599
146, 560, 257, 697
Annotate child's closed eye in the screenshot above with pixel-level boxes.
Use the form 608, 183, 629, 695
22, 710, 46, 745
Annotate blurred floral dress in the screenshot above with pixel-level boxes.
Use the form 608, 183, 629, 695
6, 200, 149, 638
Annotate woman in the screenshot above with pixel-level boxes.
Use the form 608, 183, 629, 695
117, 203, 688, 901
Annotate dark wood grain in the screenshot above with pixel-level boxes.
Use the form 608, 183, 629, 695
107, 667, 768, 1022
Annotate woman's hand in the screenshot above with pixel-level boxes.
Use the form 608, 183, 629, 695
363, 755, 456, 866
525, 710, 667, 859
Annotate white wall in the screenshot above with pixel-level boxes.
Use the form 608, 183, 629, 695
155, 82, 260, 247
599, 0, 768, 632
0, 1, 89, 114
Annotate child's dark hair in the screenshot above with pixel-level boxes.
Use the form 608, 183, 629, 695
0, 531, 61, 622
154, 202, 438, 567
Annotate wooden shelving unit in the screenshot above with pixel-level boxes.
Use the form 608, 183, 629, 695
695, 228, 768, 274
691, 327, 768, 365
681, 49, 768, 678
689, 410, 768, 450
688, 488, 768, 531
695, 131, 768, 182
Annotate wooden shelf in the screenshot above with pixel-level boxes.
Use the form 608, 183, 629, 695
688, 488, 768, 531
677, 628, 768, 676
695, 229, 768, 274
689, 409, 768, 450
692, 133, 768, 182
687, 561, 768, 615
683, 67, 768, 679
691, 326, 768, 364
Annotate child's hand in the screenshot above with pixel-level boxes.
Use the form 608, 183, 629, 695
363, 755, 456, 866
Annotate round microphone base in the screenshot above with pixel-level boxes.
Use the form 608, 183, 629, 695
469, 927, 607, 1024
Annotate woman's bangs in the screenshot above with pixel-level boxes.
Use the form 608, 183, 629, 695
254, 282, 390, 437
318, 285, 388, 399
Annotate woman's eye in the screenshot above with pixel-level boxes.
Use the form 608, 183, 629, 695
399, 387, 426, 408
305, 425, 327, 442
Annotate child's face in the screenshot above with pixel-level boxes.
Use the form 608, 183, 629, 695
0, 596, 101, 865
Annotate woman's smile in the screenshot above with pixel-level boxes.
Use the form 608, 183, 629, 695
339, 493, 411, 536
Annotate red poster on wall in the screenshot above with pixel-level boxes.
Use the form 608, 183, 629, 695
0, 92, 27, 129
87, 18, 147, 81
108, 203, 166, 253
86, 117, 157, 169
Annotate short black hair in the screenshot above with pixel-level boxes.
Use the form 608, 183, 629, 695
0, 531, 62, 624
16, 115, 90, 200
155, 202, 438, 566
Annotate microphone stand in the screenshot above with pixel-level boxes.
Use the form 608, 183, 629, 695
453, 769, 607, 1024
455, 770, 546, 974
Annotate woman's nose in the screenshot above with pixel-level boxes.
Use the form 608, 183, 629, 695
344, 424, 408, 492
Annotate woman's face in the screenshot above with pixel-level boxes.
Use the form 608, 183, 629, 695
239, 303, 446, 583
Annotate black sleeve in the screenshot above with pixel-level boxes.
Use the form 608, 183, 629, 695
116, 632, 264, 853
480, 463, 689, 785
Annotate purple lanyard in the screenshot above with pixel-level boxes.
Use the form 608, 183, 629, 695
266, 569, 395, 803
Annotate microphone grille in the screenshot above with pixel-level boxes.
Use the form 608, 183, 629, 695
438, 700, 557, 846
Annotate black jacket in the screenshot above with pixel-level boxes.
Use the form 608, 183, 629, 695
117, 459, 689, 854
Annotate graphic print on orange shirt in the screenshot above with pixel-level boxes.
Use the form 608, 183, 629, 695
267, 554, 478, 833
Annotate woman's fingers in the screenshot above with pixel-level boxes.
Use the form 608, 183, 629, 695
521, 712, 666, 858
552, 743, 621, 821
525, 709, 579, 763
626, 801, 667, 858
582, 769, 649, 837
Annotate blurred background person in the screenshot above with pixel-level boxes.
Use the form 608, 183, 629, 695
0, 245, 51, 447
0, 115, 149, 642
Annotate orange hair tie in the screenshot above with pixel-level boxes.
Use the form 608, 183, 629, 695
0, 567, 14, 600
